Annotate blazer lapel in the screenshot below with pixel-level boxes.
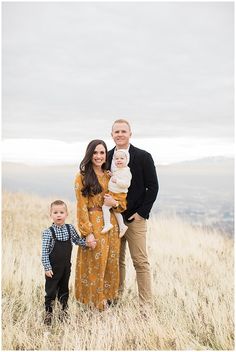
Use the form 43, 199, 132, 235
108, 147, 115, 167
128, 144, 136, 167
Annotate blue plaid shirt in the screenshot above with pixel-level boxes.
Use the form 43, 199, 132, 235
42, 223, 86, 271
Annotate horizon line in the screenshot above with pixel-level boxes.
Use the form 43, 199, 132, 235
2, 155, 234, 168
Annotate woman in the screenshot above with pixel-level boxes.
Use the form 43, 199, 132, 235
74, 139, 126, 310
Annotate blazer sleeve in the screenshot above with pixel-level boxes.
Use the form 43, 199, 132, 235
74, 173, 94, 237
137, 152, 159, 218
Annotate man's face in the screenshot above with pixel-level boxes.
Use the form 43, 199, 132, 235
111, 122, 132, 149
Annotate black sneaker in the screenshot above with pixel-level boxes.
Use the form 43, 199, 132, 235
59, 310, 69, 322
44, 312, 53, 326
107, 299, 119, 307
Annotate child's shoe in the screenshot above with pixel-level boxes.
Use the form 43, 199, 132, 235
119, 225, 128, 238
59, 309, 69, 322
44, 312, 53, 326
101, 224, 113, 234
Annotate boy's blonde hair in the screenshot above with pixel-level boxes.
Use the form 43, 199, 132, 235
50, 200, 68, 211
112, 119, 131, 131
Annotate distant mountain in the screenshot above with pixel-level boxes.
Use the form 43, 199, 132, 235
2, 162, 79, 200
172, 156, 233, 164
158, 156, 234, 177
160, 156, 233, 168
156, 156, 234, 234
2, 156, 234, 234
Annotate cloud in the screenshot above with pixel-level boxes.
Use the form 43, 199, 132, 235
2, 2, 234, 141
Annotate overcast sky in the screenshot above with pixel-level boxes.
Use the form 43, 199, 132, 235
2, 1, 234, 164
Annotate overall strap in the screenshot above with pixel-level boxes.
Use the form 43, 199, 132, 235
49, 226, 56, 240
65, 224, 72, 239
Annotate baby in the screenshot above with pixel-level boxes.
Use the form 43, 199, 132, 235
101, 149, 132, 237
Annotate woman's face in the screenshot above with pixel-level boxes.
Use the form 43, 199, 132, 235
92, 144, 106, 168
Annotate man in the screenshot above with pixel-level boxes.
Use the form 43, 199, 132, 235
108, 119, 159, 308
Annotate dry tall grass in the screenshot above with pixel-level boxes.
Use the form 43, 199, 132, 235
2, 191, 234, 350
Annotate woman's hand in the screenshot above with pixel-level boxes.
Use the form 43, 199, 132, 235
111, 176, 117, 183
104, 194, 117, 207
86, 234, 97, 250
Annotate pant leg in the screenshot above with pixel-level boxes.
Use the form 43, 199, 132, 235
125, 219, 153, 306
118, 235, 127, 296
57, 264, 71, 310
45, 267, 64, 311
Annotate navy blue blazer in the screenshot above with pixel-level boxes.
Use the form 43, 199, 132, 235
108, 144, 159, 222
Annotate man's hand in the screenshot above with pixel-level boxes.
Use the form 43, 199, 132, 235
128, 213, 144, 221
45, 270, 53, 278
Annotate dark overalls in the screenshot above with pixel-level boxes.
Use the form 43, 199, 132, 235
45, 224, 72, 313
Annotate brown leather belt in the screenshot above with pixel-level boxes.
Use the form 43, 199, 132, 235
88, 206, 102, 212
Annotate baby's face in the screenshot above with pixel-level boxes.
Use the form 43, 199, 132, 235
114, 152, 127, 168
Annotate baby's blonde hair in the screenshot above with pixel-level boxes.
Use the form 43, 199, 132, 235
114, 150, 128, 159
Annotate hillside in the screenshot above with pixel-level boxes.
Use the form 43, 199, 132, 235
2, 191, 234, 350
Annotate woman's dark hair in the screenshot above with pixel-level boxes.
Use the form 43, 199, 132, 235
79, 139, 108, 197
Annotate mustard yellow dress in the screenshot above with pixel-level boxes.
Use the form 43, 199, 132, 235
74, 172, 126, 310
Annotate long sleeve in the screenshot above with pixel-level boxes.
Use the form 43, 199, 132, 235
74, 173, 94, 237
112, 183, 127, 214
41, 230, 52, 271
69, 224, 87, 247
114, 197, 127, 214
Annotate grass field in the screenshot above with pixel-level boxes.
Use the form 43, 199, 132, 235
2, 191, 234, 350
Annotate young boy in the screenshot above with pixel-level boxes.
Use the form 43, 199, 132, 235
42, 200, 96, 325
101, 149, 132, 237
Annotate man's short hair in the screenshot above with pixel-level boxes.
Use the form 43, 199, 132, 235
112, 119, 131, 131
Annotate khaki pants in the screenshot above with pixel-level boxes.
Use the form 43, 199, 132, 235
119, 219, 153, 306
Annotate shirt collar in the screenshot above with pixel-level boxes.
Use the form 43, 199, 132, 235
52, 223, 65, 229
115, 144, 130, 152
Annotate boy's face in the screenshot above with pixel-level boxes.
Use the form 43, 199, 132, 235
114, 152, 127, 168
50, 204, 68, 226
